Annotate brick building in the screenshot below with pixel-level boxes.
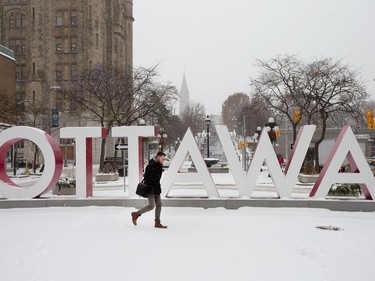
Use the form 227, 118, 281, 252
0, 0, 133, 163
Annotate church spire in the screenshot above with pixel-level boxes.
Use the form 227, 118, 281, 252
179, 73, 190, 115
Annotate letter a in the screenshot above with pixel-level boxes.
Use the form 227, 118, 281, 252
161, 128, 219, 198
310, 126, 375, 199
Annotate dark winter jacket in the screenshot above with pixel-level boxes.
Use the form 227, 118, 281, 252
144, 157, 163, 194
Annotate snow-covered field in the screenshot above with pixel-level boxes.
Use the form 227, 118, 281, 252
1, 206, 375, 281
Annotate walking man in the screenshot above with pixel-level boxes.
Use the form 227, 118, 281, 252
131, 152, 167, 228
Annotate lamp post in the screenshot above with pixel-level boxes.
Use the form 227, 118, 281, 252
265, 117, 279, 145
205, 115, 211, 158
253, 126, 262, 141
175, 137, 181, 149
64, 139, 68, 167
158, 127, 167, 152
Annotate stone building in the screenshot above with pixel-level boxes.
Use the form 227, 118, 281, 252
0, 0, 133, 163
0, 43, 15, 105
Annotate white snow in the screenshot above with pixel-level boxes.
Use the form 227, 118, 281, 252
1, 166, 375, 280
1, 206, 375, 281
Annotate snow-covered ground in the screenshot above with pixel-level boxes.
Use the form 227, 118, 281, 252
2, 164, 374, 280
1, 206, 375, 281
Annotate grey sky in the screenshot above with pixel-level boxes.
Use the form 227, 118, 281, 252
134, 0, 375, 115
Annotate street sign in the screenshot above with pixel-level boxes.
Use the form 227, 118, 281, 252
115, 144, 128, 150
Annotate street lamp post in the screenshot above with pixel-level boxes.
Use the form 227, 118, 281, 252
158, 128, 167, 152
175, 137, 181, 149
205, 115, 211, 158
265, 117, 280, 145
64, 139, 68, 167
253, 126, 262, 141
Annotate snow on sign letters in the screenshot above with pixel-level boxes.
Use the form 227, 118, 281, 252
0, 125, 374, 200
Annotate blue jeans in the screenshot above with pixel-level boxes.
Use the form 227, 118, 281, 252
138, 194, 162, 220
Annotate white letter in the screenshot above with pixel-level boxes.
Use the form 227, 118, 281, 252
216, 125, 315, 198
161, 128, 219, 198
0, 126, 63, 199
310, 126, 375, 199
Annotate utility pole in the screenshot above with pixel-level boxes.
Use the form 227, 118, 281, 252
243, 112, 246, 171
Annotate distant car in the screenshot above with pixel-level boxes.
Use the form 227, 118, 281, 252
163, 157, 172, 167
368, 159, 375, 174
103, 156, 128, 176
204, 158, 219, 167
16, 160, 40, 169
104, 156, 128, 166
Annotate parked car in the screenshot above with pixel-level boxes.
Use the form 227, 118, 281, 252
16, 160, 40, 169
103, 156, 128, 176
103, 156, 128, 166
163, 157, 172, 168
367, 159, 375, 175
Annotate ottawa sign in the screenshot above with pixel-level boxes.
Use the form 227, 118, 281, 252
0, 125, 374, 200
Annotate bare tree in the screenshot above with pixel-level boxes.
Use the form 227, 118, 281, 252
180, 102, 207, 135
251, 55, 308, 143
64, 64, 177, 171
23, 100, 50, 172
302, 58, 368, 171
252, 55, 369, 172
0, 93, 20, 125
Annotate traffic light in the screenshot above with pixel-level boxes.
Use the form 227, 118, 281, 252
293, 110, 301, 123
275, 127, 281, 137
244, 140, 249, 147
366, 111, 374, 129
238, 141, 243, 149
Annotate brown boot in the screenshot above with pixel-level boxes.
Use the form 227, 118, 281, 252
154, 219, 167, 229
131, 212, 140, 226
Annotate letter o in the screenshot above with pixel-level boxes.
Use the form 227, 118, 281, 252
0, 126, 63, 199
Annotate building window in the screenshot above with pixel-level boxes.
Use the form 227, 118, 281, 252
70, 10, 77, 26
21, 39, 26, 54
71, 63, 77, 80
15, 39, 22, 54
56, 63, 62, 80
56, 11, 63, 26
16, 64, 26, 81
70, 37, 77, 53
15, 13, 22, 28
9, 15, 14, 28
21, 14, 27, 27
10, 12, 26, 28
11, 39, 27, 55
56, 37, 62, 53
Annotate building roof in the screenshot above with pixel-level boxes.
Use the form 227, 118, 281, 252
0, 44, 15, 61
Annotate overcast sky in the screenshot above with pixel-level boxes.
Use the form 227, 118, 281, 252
133, 0, 375, 115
